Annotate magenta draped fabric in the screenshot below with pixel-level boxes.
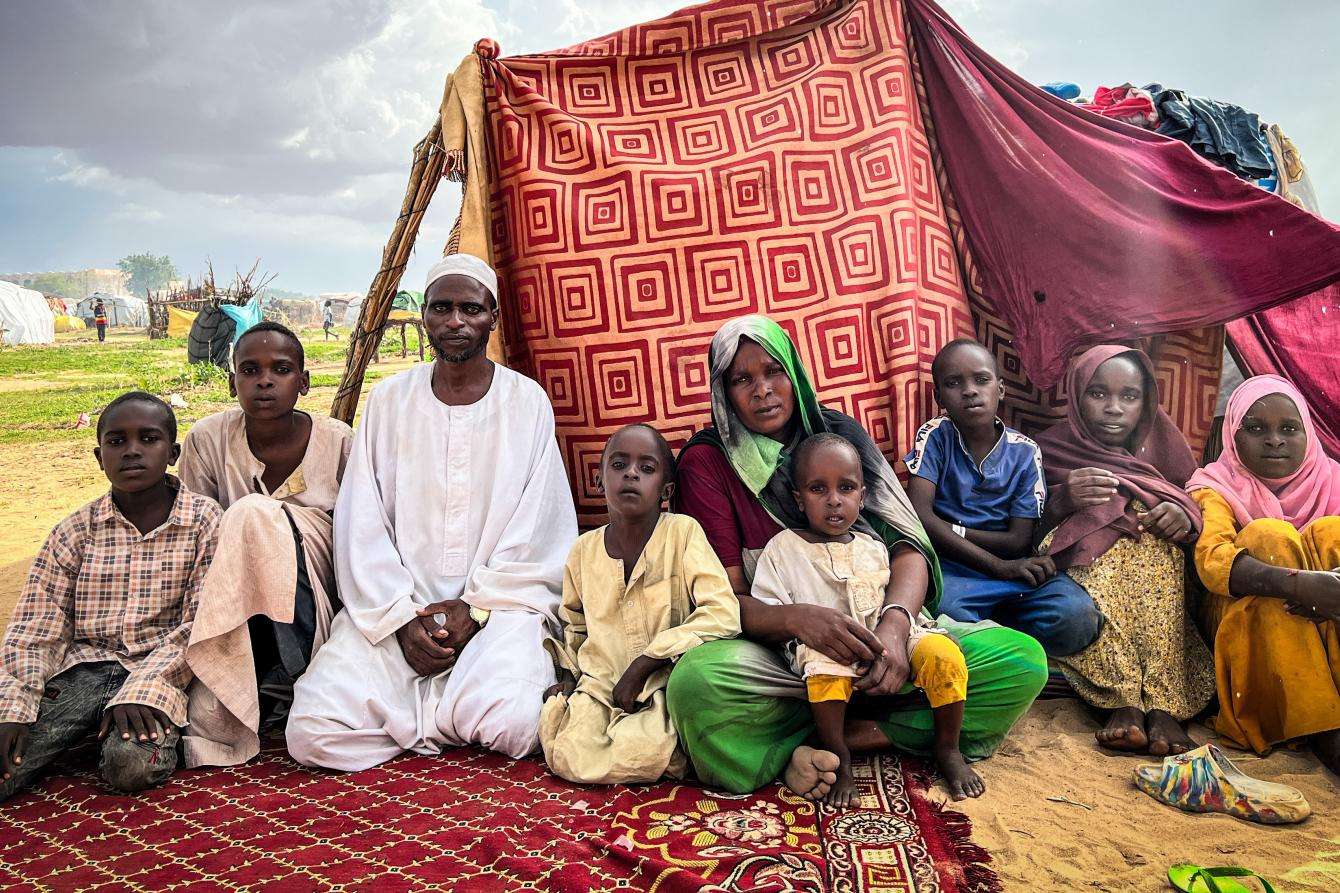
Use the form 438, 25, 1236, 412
904, 0, 1340, 389
1229, 311, 1340, 457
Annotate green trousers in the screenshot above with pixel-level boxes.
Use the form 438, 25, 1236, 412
666, 627, 1046, 793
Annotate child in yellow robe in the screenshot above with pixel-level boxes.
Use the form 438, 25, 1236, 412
540, 424, 740, 784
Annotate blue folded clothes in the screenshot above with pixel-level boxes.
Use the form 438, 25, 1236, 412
1041, 81, 1081, 100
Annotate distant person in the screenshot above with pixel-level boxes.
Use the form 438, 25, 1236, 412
177, 321, 353, 767
540, 424, 739, 785
322, 301, 334, 340
93, 298, 108, 343
285, 254, 578, 771
906, 339, 1101, 657
0, 392, 220, 800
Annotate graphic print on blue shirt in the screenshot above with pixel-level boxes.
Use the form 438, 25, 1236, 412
903, 416, 1045, 531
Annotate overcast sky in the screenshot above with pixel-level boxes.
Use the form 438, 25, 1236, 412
2, 0, 1335, 295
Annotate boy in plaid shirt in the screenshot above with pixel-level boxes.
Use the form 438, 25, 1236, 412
0, 392, 220, 799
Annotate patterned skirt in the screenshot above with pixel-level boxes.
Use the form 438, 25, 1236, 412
1054, 532, 1214, 718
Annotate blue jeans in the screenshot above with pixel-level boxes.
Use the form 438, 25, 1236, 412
938, 560, 1103, 657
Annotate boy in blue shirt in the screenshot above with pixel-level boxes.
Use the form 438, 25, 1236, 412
905, 340, 1101, 656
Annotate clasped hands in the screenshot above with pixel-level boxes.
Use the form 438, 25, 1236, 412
543, 654, 672, 714
395, 601, 481, 677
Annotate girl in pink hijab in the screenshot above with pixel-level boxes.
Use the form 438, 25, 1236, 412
1187, 375, 1340, 775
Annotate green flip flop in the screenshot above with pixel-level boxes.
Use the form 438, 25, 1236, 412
1168, 864, 1277, 893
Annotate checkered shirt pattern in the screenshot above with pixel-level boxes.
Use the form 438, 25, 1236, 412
0, 479, 221, 726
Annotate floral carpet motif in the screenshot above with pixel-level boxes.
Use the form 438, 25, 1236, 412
0, 745, 997, 891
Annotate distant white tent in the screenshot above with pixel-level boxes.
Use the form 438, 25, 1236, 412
0, 282, 55, 346
75, 292, 148, 327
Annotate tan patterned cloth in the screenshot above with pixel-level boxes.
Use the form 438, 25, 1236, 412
0, 480, 221, 726
1050, 509, 1214, 719
177, 408, 352, 767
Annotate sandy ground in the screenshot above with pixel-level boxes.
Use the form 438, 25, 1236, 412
954, 699, 1339, 891
0, 354, 1334, 892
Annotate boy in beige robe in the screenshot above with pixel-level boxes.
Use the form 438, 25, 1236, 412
541, 424, 740, 785
178, 322, 352, 767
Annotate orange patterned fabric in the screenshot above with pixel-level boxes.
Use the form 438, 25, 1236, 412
483, 0, 975, 525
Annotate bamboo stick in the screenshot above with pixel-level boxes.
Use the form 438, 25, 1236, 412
331, 119, 446, 423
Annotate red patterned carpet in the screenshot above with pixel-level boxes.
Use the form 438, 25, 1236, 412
0, 744, 998, 891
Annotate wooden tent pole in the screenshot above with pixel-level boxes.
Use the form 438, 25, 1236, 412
330, 119, 446, 423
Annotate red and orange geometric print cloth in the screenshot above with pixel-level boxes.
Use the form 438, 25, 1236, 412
480, 0, 1216, 524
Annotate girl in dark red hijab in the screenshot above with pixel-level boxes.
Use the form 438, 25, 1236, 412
1036, 345, 1213, 757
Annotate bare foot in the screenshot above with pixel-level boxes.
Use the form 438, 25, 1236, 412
783, 745, 840, 802
1145, 710, 1196, 757
1096, 706, 1148, 752
823, 763, 859, 809
1311, 729, 1340, 776
935, 745, 985, 800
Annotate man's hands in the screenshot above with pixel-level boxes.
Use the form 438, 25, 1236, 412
1138, 501, 1195, 543
993, 555, 1057, 587
1066, 468, 1120, 510
612, 655, 671, 713
396, 601, 481, 677
786, 604, 887, 667
0, 722, 28, 782
98, 704, 169, 743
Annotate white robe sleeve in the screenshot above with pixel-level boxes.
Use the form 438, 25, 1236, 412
332, 385, 422, 646
460, 398, 576, 632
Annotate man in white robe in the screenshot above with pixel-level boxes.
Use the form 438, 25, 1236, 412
286, 254, 577, 770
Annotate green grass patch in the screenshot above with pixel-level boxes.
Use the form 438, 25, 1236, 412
0, 332, 371, 445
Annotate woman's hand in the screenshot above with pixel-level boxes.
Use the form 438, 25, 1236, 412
856, 610, 912, 696
1287, 570, 1340, 621
1066, 468, 1120, 509
787, 604, 887, 666
1138, 502, 1195, 543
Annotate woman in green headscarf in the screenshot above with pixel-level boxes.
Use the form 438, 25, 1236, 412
668, 315, 1046, 797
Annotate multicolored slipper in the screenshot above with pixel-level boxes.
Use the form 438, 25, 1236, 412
1135, 743, 1310, 824
1168, 863, 1276, 893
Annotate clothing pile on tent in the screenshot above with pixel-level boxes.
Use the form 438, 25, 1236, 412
75, 292, 148, 328
0, 282, 55, 346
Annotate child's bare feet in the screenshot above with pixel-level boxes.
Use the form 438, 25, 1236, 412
823, 762, 859, 808
1145, 710, 1196, 756
935, 744, 985, 800
1096, 706, 1148, 752
783, 745, 840, 801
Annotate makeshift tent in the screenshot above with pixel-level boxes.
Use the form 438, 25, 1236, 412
75, 293, 148, 328
0, 282, 55, 345
220, 298, 263, 343
336, 0, 1340, 525
343, 290, 422, 326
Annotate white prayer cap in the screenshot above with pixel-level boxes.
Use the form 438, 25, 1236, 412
425, 253, 498, 301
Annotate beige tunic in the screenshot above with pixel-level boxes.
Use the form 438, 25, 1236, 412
751, 529, 939, 679
540, 513, 740, 784
177, 407, 353, 767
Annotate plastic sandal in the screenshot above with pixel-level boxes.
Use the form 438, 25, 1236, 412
1135, 743, 1311, 824
1168, 863, 1277, 893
